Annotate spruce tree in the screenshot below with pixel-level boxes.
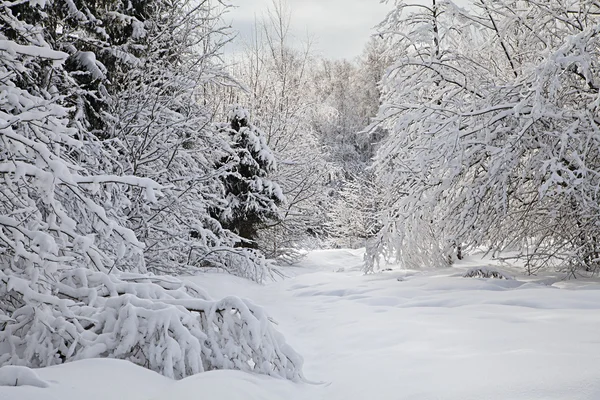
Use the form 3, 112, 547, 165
215, 106, 285, 248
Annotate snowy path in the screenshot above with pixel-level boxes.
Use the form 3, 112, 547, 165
4, 249, 600, 399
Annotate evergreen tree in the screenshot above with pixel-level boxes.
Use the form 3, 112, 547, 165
215, 106, 285, 249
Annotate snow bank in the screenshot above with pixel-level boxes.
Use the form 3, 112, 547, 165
0, 359, 170, 400
152, 370, 313, 400
0, 366, 49, 388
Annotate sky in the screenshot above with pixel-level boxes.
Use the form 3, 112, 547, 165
223, 0, 393, 60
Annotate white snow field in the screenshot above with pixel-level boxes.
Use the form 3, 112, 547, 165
3, 248, 600, 400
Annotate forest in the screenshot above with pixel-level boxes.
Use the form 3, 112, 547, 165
1, 0, 600, 398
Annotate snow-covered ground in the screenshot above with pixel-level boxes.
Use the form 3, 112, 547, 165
3, 249, 600, 399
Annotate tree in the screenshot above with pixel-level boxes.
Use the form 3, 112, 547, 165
309, 39, 389, 247
366, 0, 600, 274
220, 0, 330, 261
0, 0, 303, 379
214, 105, 285, 249
98, 0, 277, 280
326, 172, 383, 248
310, 38, 389, 179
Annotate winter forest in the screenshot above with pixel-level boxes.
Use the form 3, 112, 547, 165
2, 0, 600, 399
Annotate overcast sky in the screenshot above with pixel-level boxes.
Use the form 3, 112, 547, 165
223, 0, 392, 60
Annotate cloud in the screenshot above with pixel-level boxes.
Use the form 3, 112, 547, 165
225, 0, 391, 59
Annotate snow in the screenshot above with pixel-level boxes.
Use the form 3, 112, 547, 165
3, 248, 600, 399
154, 370, 311, 400
74, 51, 106, 80
0, 359, 170, 400
0, 366, 49, 388
0, 40, 68, 64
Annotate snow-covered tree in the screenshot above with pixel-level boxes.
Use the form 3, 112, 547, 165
367, 0, 600, 274
94, 0, 277, 280
214, 105, 285, 249
0, 0, 303, 380
221, 0, 330, 261
326, 172, 382, 248
309, 39, 389, 247
310, 39, 389, 179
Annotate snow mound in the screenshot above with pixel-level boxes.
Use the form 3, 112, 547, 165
0, 366, 49, 388
152, 369, 309, 400
0, 359, 170, 400
0, 359, 310, 400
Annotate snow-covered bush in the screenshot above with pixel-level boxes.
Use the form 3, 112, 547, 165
463, 267, 513, 280
0, 269, 303, 380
